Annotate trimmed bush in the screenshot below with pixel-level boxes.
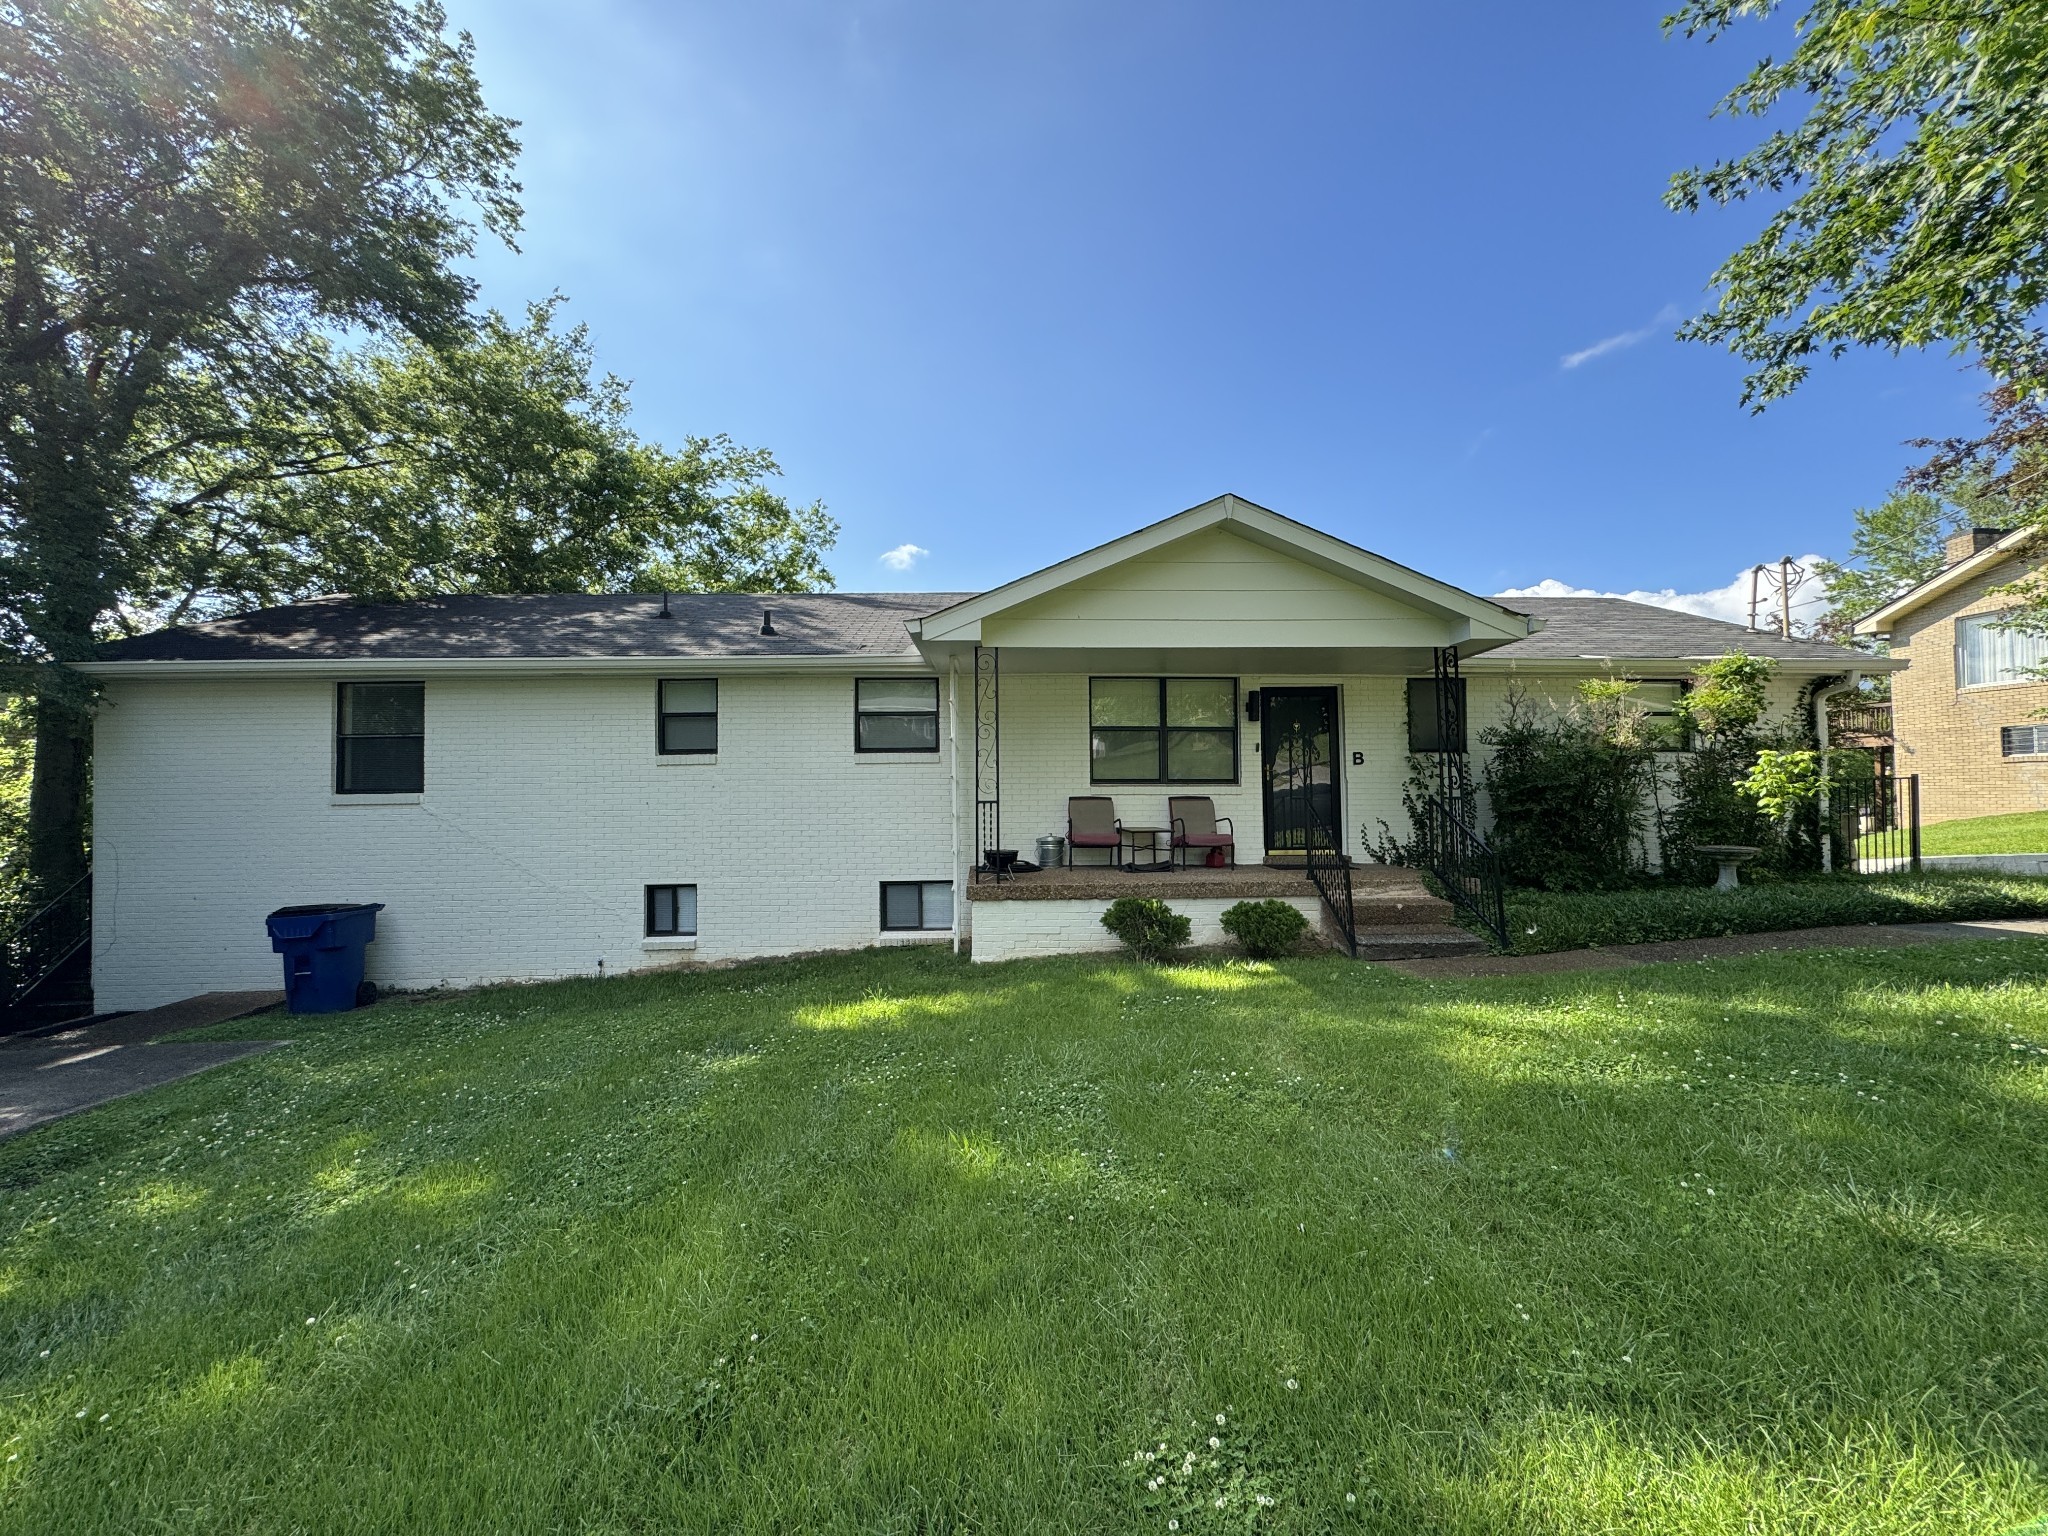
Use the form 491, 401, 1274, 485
1100, 897, 1191, 961
1219, 899, 1311, 959
1505, 872, 2048, 955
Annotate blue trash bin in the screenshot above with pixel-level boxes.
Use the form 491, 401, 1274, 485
266, 903, 385, 1014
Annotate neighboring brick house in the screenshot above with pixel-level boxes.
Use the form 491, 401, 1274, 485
80, 496, 1881, 1008
1856, 527, 2048, 824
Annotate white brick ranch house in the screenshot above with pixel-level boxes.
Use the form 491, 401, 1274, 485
81, 496, 1879, 1009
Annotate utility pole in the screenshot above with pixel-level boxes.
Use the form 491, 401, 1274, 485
1748, 557, 1812, 637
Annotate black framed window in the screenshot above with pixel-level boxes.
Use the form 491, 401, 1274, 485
1405, 677, 1467, 754
880, 881, 954, 931
856, 677, 940, 752
1088, 677, 1237, 783
1632, 680, 1690, 750
645, 884, 698, 936
658, 678, 718, 754
335, 682, 424, 794
2003, 725, 2048, 757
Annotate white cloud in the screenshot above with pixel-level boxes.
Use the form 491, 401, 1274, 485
1560, 305, 1680, 370
877, 543, 929, 572
1496, 557, 1831, 630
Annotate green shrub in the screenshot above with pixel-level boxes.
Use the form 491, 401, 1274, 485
1481, 686, 1659, 891
1100, 897, 1192, 961
1504, 872, 2048, 955
1219, 899, 1310, 959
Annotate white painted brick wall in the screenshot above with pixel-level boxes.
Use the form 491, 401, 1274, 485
92, 670, 958, 1009
969, 894, 1322, 963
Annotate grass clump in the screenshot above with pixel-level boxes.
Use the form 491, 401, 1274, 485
4, 942, 2048, 1531
1219, 898, 1310, 959
1100, 896, 1191, 960
1505, 870, 2048, 954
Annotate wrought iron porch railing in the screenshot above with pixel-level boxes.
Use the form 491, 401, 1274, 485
1420, 790, 1509, 951
2, 872, 91, 1007
1299, 789, 1357, 957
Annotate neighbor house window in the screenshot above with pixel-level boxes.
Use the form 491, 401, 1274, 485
1405, 677, 1467, 754
1957, 611, 2048, 687
335, 682, 424, 794
645, 884, 697, 936
880, 881, 954, 931
856, 677, 940, 752
657, 678, 717, 754
2002, 725, 2048, 757
1088, 677, 1237, 783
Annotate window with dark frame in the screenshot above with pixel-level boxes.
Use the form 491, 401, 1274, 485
657, 678, 718, 754
1088, 677, 1237, 784
1404, 677, 1467, 754
645, 884, 698, 937
1631, 679, 1690, 750
335, 681, 425, 794
880, 881, 954, 931
856, 677, 940, 752
2003, 724, 2048, 757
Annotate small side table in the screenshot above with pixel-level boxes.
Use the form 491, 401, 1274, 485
1119, 826, 1170, 865
1696, 843, 1761, 892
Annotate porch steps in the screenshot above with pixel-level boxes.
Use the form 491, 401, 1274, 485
1349, 923, 1490, 962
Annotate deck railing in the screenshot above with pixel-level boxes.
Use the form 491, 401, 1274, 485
1827, 701, 1894, 740
1, 872, 91, 1009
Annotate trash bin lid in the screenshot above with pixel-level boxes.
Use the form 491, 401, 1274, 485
266, 903, 385, 943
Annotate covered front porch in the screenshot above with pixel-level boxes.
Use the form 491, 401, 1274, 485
907, 498, 1535, 959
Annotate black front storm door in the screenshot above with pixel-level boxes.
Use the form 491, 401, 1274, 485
1259, 687, 1340, 855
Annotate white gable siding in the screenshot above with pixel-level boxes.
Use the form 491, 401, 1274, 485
91, 671, 958, 1010
980, 527, 1463, 651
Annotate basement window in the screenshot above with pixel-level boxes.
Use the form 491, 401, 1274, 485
335, 682, 425, 794
881, 881, 954, 931
645, 884, 698, 937
2002, 725, 2048, 757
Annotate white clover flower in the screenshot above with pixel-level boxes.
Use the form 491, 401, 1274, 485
1347, 1492, 1357, 1504
1209, 1436, 1220, 1448
1216, 1413, 1227, 1425
1285, 1378, 1298, 1390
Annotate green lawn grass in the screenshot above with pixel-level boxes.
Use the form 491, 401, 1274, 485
4, 944, 2047, 1533
1505, 871, 2048, 955
1910, 810, 2048, 857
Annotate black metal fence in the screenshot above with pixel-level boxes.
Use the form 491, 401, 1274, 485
1299, 789, 1356, 956
1828, 772, 1921, 873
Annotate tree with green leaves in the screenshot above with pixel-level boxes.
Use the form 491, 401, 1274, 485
2, 0, 520, 894
127, 300, 835, 629
1666, 1, 2048, 406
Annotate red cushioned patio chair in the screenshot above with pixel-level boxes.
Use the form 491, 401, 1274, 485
1066, 796, 1122, 867
1169, 796, 1236, 868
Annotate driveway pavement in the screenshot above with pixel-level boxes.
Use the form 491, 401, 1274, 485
0, 991, 286, 1140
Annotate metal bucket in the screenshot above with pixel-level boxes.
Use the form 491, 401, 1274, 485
1035, 834, 1066, 869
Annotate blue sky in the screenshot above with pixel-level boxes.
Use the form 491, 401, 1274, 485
444, 0, 1986, 615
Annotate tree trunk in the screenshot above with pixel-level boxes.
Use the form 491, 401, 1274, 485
26, 689, 90, 897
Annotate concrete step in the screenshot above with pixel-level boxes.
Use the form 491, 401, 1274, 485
1350, 923, 1491, 961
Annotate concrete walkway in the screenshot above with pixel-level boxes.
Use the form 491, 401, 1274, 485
1386, 917, 2048, 979
0, 991, 286, 1140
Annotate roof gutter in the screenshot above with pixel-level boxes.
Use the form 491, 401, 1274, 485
72, 653, 939, 680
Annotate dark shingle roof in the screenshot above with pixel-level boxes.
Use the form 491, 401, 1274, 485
91, 589, 1872, 669
1483, 596, 1864, 667
96, 592, 973, 662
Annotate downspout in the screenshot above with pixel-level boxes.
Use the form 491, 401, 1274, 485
948, 654, 962, 955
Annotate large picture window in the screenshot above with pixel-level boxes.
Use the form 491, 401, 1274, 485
856, 677, 940, 752
335, 682, 424, 794
1089, 677, 1237, 783
1957, 611, 2048, 687
657, 678, 717, 754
